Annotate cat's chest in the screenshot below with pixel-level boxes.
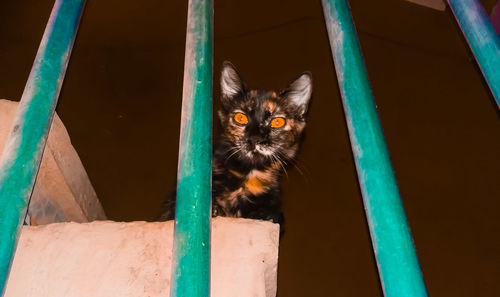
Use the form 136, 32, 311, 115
215, 168, 277, 215
231, 168, 274, 195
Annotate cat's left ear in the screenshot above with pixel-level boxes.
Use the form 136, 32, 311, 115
221, 61, 246, 99
281, 72, 312, 115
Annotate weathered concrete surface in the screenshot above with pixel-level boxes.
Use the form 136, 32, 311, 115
0, 99, 106, 224
405, 0, 446, 10
4, 217, 279, 297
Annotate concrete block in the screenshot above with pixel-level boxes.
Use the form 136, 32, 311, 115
405, 0, 446, 11
4, 217, 279, 297
0, 99, 106, 224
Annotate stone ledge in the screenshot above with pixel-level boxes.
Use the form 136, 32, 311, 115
4, 217, 279, 297
0, 99, 106, 224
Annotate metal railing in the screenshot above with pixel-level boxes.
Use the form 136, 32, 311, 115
321, 1, 429, 296
448, 0, 500, 108
0, 0, 86, 295
171, 0, 213, 296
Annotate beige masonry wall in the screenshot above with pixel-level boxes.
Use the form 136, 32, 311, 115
4, 218, 280, 297
0, 99, 106, 224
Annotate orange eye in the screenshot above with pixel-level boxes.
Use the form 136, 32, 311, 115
234, 112, 248, 125
270, 117, 286, 128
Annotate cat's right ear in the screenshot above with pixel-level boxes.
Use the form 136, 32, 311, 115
221, 61, 246, 99
281, 72, 312, 115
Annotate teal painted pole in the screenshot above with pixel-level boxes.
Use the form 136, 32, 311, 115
0, 0, 85, 295
448, 0, 500, 108
321, 1, 428, 296
170, 0, 213, 296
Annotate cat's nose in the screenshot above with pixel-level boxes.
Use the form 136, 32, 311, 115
247, 136, 263, 149
247, 139, 257, 150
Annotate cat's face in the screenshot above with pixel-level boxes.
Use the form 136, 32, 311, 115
218, 61, 312, 166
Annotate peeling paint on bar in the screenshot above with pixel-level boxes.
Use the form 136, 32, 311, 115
170, 0, 213, 297
448, 0, 500, 108
0, 0, 85, 294
321, 1, 428, 296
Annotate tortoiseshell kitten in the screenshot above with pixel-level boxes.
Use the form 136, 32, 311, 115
158, 61, 312, 228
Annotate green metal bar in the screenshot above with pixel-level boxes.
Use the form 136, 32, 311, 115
448, 0, 500, 108
0, 0, 85, 294
321, 1, 428, 296
170, 0, 213, 296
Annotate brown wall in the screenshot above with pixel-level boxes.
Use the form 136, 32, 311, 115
1, 1, 499, 296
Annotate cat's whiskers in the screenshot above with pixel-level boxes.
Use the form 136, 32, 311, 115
277, 151, 311, 182
225, 147, 242, 161
274, 153, 288, 166
223, 146, 240, 155
271, 154, 288, 179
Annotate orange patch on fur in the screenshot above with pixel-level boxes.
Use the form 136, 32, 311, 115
270, 162, 281, 170
265, 100, 277, 113
245, 177, 265, 195
244, 168, 277, 195
229, 169, 244, 178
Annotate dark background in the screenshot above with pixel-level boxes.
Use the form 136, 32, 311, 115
1, 0, 499, 296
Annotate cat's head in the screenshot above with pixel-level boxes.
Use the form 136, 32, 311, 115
218, 61, 312, 167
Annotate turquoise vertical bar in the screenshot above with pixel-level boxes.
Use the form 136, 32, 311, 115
0, 0, 85, 295
170, 0, 213, 296
321, 1, 428, 296
448, 0, 500, 108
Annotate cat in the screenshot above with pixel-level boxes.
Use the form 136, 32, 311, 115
158, 61, 312, 228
